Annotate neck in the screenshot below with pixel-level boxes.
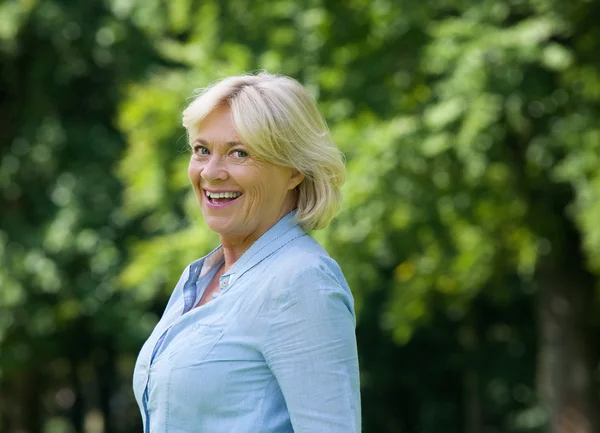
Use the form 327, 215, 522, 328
219, 234, 259, 271
219, 200, 296, 271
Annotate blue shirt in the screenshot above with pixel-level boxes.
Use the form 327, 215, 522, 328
132, 211, 361, 432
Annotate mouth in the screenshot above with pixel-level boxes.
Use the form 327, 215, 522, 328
203, 189, 243, 207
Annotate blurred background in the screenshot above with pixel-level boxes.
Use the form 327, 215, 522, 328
1, 0, 600, 432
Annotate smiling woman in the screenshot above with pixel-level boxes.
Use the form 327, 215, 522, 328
132, 72, 361, 433
187, 104, 304, 243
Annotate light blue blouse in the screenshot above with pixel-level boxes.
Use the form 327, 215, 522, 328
132, 211, 361, 432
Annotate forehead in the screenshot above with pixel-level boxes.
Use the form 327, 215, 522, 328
193, 105, 241, 144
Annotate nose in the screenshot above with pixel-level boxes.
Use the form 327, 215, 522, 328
199, 155, 229, 182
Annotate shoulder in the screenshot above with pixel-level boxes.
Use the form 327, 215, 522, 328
265, 235, 354, 316
269, 235, 346, 283
273, 235, 345, 281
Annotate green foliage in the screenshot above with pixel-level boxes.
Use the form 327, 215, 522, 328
115, 0, 600, 431
2, 0, 600, 431
0, 0, 164, 430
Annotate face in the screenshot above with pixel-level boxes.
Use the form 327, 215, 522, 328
188, 105, 304, 242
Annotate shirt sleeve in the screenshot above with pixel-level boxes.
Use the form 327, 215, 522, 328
262, 262, 361, 433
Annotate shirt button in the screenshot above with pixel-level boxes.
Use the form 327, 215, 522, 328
212, 293, 219, 299
220, 279, 228, 288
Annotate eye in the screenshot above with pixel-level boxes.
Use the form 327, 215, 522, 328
231, 149, 249, 158
192, 145, 209, 157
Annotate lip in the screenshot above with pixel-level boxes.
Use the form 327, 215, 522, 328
203, 189, 243, 209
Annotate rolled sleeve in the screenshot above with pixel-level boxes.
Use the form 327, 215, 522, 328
262, 264, 361, 433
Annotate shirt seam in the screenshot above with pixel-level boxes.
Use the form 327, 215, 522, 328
254, 373, 277, 431
229, 232, 308, 294
261, 251, 319, 359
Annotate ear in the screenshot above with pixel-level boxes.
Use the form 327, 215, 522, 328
287, 169, 305, 191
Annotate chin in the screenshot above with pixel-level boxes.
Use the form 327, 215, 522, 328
203, 219, 226, 234
203, 216, 234, 235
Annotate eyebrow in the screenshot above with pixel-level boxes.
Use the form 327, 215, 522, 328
192, 139, 244, 148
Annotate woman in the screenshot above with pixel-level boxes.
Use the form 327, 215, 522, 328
133, 72, 361, 432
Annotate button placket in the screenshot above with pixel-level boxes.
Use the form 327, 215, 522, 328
219, 276, 229, 290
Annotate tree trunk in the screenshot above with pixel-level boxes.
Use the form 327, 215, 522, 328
7, 368, 42, 433
96, 344, 116, 433
69, 357, 85, 433
537, 261, 598, 433
464, 370, 482, 433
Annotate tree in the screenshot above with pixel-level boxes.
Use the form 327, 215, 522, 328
3, 0, 600, 431
0, 0, 161, 430
117, 1, 600, 432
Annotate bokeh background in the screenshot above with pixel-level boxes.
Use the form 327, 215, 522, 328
2, 0, 600, 432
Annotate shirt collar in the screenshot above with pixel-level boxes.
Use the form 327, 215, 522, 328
199, 247, 224, 279
223, 210, 305, 287
187, 210, 306, 300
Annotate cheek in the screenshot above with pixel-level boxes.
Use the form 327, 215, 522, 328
245, 181, 279, 210
188, 161, 199, 183
238, 186, 267, 219
242, 188, 263, 210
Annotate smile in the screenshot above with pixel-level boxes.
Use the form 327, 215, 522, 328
203, 189, 243, 208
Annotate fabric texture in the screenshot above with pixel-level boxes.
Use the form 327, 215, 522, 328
132, 211, 361, 432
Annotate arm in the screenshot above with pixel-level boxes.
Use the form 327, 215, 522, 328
262, 263, 361, 432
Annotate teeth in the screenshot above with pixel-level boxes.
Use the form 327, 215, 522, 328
206, 191, 241, 199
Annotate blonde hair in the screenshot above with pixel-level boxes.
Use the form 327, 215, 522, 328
182, 72, 346, 230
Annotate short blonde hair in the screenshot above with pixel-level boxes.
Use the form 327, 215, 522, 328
182, 72, 346, 230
